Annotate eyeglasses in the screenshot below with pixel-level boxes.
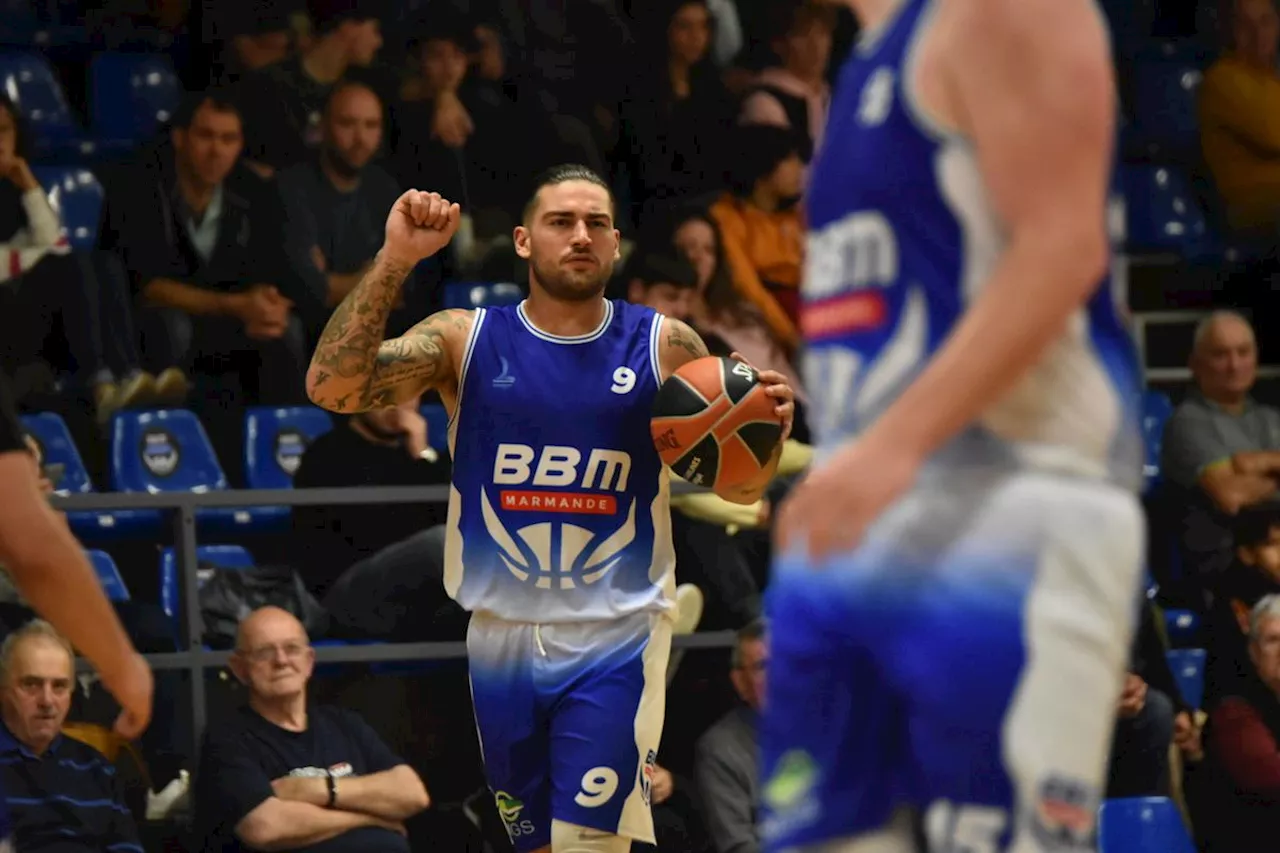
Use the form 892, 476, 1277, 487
238, 643, 311, 664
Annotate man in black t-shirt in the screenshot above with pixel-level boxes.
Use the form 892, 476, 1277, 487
0, 371, 153, 848
194, 606, 429, 852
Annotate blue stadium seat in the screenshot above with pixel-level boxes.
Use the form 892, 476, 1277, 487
420, 403, 449, 454
1140, 389, 1174, 491
1166, 647, 1207, 710
31, 166, 103, 251
243, 406, 335, 529
442, 281, 524, 310
1164, 608, 1201, 647
86, 549, 129, 602
160, 544, 253, 645
110, 409, 271, 535
90, 52, 181, 149
0, 50, 91, 160
1130, 57, 1204, 158
0, 1, 37, 44
1119, 165, 1210, 259
1098, 797, 1195, 853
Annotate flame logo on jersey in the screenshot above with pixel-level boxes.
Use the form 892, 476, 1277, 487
480, 488, 637, 590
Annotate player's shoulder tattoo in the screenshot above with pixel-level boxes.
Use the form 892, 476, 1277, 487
662, 317, 710, 361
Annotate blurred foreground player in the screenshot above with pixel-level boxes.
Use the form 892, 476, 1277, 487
766, 0, 1144, 850
0, 372, 154, 848
305, 165, 794, 853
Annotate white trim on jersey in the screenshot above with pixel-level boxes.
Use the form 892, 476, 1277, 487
448, 307, 487, 439
517, 299, 614, 344
648, 314, 664, 385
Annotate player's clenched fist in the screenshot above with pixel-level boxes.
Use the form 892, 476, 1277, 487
383, 190, 461, 267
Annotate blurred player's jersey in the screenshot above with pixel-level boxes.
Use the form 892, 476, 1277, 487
802, 0, 1141, 489
444, 299, 677, 623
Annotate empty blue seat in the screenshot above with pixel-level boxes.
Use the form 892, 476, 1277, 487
1098, 797, 1195, 853
110, 409, 269, 535
1141, 389, 1174, 491
1164, 608, 1201, 647
0, 50, 90, 160
86, 549, 129, 602
1130, 58, 1204, 158
442, 281, 524, 310
90, 52, 181, 149
160, 544, 253, 645
1166, 647, 1207, 709
243, 406, 334, 529
31, 166, 103, 251
420, 403, 449, 454
1120, 165, 1210, 259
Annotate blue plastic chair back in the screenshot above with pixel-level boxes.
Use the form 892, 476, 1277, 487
32, 166, 103, 250
1140, 390, 1174, 489
0, 50, 79, 141
19, 412, 92, 495
160, 544, 253, 626
1164, 609, 1202, 647
1098, 797, 1195, 853
1131, 59, 1204, 154
244, 406, 334, 490
442, 281, 524, 310
87, 550, 129, 602
110, 409, 228, 494
1165, 647, 1207, 710
1120, 165, 1210, 258
420, 403, 449, 454
90, 52, 181, 144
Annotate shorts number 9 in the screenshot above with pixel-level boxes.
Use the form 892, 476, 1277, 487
574, 766, 619, 808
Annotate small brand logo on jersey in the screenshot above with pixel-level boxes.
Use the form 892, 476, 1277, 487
494, 790, 537, 839
801, 291, 888, 340
493, 356, 516, 389
858, 67, 895, 126
1030, 774, 1097, 850
640, 749, 658, 805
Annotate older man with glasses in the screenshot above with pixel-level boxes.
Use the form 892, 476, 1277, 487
193, 606, 429, 852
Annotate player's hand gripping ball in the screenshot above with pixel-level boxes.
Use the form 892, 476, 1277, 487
651, 356, 784, 491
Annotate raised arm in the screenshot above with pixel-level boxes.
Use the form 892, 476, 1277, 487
305, 190, 463, 413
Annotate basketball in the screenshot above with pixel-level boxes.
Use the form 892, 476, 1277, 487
650, 356, 782, 491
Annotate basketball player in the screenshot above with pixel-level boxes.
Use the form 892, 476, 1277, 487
306, 164, 794, 853
0, 371, 153, 847
763, 0, 1143, 850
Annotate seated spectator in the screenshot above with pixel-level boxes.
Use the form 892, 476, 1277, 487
0, 621, 142, 853
709, 126, 806, 352
617, 0, 736, 227
0, 93, 184, 422
624, 251, 700, 321
392, 16, 531, 239
1161, 311, 1280, 582
1107, 601, 1203, 798
213, 4, 296, 86
195, 607, 430, 853
1202, 594, 1280, 852
279, 81, 439, 336
1206, 507, 1280, 706
739, 1, 835, 156
291, 400, 451, 597
235, 0, 384, 176
1198, 0, 1280, 232
697, 620, 765, 853
100, 91, 309, 414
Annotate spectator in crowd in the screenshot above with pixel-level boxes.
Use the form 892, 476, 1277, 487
739, 1, 835, 156
0, 621, 143, 853
1108, 601, 1203, 797
1161, 311, 1280, 582
1199, 0, 1280, 232
213, 4, 296, 86
624, 250, 700, 321
279, 80, 437, 336
1206, 508, 1280, 706
291, 399, 451, 598
1202, 594, 1280, 852
697, 620, 765, 853
709, 125, 806, 353
195, 606, 430, 853
236, 0, 383, 176
666, 208, 807, 425
618, 0, 736, 227
393, 16, 530, 240
0, 93, 184, 422
100, 92, 309, 414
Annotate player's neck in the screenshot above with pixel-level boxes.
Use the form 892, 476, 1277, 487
522, 289, 608, 338
848, 0, 903, 30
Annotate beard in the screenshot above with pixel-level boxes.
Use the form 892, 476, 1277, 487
322, 145, 365, 179
529, 254, 614, 302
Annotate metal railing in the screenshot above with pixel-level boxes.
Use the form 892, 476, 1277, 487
53, 485, 735, 757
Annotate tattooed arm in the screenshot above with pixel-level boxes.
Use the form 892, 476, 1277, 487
306, 254, 469, 413
656, 317, 712, 381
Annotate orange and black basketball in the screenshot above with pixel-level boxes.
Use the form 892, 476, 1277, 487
650, 356, 782, 491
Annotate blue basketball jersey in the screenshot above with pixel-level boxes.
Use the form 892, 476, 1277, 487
803, 0, 1142, 489
443, 300, 677, 623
